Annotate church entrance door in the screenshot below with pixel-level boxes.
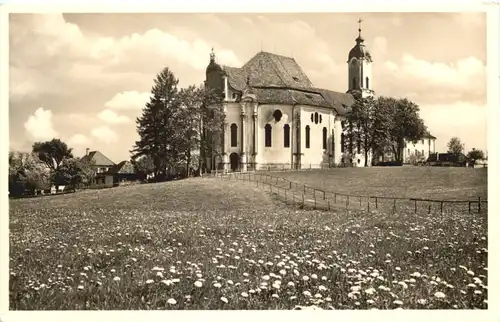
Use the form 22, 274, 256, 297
229, 153, 239, 171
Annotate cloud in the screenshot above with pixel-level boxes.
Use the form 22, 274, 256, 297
419, 101, 487, 152
91, 126, 118, 144
97, 109, 132, 124
104, 91, 150, 111
372, 36, 388, 58
68, 133, 91, 146
23, 107, 58, 141
378, 55, 486, 105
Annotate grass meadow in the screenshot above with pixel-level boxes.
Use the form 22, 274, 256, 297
9, 168, 488, 310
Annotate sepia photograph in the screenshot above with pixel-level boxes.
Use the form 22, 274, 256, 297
3, 1, 496, 318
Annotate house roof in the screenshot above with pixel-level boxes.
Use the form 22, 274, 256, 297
219, 51, 354, 115
422, 131, 436, 139
81, 151, 115, 167
108, 160, 135, 174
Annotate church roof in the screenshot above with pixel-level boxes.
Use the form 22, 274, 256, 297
221, 51, 354, 115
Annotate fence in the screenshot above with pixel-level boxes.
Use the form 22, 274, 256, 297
211, 171, 487, 215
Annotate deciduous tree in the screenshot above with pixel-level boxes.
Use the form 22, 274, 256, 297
466, 148, 485, 165
447, 137, 465, 155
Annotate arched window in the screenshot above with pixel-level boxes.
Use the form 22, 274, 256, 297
319, 115, 322, 123
265, 124, 272, 147
230, 123, 238, 147
366, 77, 370, 89
341, 133, 345, 153
322, 127, 327, 150
305, 125, 311, 149
314, 112, 319, 124
283, 124, 290, 148
310, 113, 314, 122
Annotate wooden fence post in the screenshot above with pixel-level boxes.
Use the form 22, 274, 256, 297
478, 197, 481, 213
367, 198, 370, 212
393, 199, 396, 213
440, 201, 443, 214
303, 185, 306, 194
334, 193, 337, 204
323, 190, 326, 200
327, 200, 330, 211
375, 197, 378, 209
414, 199, 417, 213
428, 204, 431, 214
468, 202, 471, 214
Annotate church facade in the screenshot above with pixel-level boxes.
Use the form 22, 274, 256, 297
205, 26, 374, 172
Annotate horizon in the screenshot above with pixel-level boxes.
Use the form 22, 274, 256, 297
9, 12, 487, 163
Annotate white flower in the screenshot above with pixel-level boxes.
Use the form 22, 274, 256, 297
213, 282, 222, 288
241, 292, 249, 297
303, 290, 312, 297
113, 276, 120, 282
467, 270, 475, 276
77, 285, 84, 290
434, 291, 446, 299
287, 282, 295, 287
365, 287, 376, 295
194, 281, 203, 288
262, 275, 270, 281
145, 279, 154, 284
161, 279, 173, 286
311, 274, 318, 279
220, 296, 228, 303
393, 300, 403, 305
417, 299, 427, 305
302, 275, 310, 281
167, 298, 177, 305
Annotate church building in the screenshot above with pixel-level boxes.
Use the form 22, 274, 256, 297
205, 23, 374, 171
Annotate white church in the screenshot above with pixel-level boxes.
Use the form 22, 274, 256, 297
205, 23, 388, 171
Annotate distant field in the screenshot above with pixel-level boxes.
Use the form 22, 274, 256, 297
9, 176, 487, 310
274, 167, 488, 200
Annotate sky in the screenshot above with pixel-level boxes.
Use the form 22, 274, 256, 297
9, 12, 487, 163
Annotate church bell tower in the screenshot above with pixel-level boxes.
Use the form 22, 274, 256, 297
347, 19, 374, 98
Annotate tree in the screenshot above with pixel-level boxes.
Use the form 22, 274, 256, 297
9, 151, 51, 196
131, 155, 155, 181
467, 148, 485, 165
131, 67, 181, 180
346, 96, 392, 167
375, 97, 427, 163
54, 157, 93, 190
177, 84, 225, 175
447, 137, 465, 155
32, 139, 73, 172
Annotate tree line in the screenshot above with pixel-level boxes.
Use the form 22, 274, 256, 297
130, 67, 225, 181
9, 139, 95, 197
345, 96, 485, 166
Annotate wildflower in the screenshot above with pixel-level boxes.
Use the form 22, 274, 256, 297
393, 300, 403, 306
161, 279, 173, 286
311, 274, 318, 279
77, 285, 84, 290
220, 296, 228, 303
167, 298, 177, 305
367, 299, 375, 305
417, 299, 427, 305
262, 275, 270, 281
287, 282, 295, 287
279, 269, 287, 275
318, 285, 327, 291
434, 292, 446, 299
241, 292, 249, 297
411, 272, 421, 278
303, 291, 312, 297
145, 279, 154, 284
213, 282, 222, 288
113, 276, 120, 282
302, 275, 310, 281
156, 272, 164, 278
395, 267, 401, 271
365, 288, 376, 295
467, 270, 475, 276
194, 281, 203, 288
474, 290, 482, 295
272, 294, 279, 299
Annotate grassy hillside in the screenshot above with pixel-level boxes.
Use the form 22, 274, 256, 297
9, 176, 487, 310
274, 167, 487, 200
